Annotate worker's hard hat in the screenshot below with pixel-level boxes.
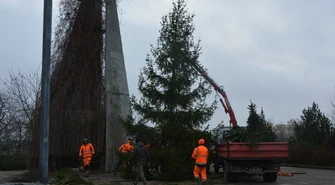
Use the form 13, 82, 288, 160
198, 139, 205, 145
83, 138, 88, 142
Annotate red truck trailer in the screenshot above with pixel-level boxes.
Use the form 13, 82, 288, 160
188, 59, 289, 182
215, 141, 289, 182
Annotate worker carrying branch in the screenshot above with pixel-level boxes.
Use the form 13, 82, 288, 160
79, 138, 95, 177
113, 138, 134, 175
192, 138, 209, 185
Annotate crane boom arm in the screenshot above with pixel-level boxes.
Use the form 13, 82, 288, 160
190, 60, 238, 127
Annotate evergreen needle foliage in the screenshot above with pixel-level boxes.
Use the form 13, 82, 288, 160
51, 168, 93, 185
291, 102, 333, 148
246, 101, 276, 142
224, 101, 276, 143
123, 0, 217, 181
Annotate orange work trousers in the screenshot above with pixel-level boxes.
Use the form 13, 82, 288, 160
83, 157, 92, 166
193, 165, 207, 181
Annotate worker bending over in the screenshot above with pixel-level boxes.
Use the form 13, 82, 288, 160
192, 138, 209, 185
79, 138, 95, 177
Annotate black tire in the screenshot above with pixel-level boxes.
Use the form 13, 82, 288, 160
263, 172, 277, 182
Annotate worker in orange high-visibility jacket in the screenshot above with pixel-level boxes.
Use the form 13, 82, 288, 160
192, 138, 209, 185
79, 138, 95, 177
113, 139, 134, 175
119, 139, 134, 153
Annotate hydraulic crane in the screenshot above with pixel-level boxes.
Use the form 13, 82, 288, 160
189, 59, 238, 127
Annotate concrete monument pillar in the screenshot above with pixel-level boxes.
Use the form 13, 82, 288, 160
105, 0, 131, 172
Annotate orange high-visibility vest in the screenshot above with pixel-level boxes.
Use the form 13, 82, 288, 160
79, 143, 95, 158
119, 143, 133, 153
192, 145, 208, 166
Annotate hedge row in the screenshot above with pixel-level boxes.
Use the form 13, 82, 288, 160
0, 155, 27, 171
285, 148, 335, 167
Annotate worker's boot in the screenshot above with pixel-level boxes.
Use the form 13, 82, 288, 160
79, 166, 84, 172
196, 178, 201, 185
114, 168, 119, 176
84, 170, 89, 177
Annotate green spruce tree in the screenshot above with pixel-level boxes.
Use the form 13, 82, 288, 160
246, 101, 276, 142
259, 108, 276, 142
293, 102, 333, 147
246, 101, 262, 133
128, 0, 217, 180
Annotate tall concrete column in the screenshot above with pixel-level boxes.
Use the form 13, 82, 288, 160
105, 0, 131, 172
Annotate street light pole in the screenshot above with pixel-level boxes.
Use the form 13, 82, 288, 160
39, 0, 52, 184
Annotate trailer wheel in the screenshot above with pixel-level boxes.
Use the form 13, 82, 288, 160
263, 172, 277, 182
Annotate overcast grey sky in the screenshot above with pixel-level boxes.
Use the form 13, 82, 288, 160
1, 0, 334, 129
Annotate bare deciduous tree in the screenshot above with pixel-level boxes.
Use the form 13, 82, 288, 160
1, 69, 41, 154
3, 69, 41, 123
0, 91, 17, 154
331, 101, 335, 123
273, 120, 295, 142
287, 119, 296, 137
274, 124, 287, 141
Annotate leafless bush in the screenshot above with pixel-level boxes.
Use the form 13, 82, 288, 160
273, 122, 294, 142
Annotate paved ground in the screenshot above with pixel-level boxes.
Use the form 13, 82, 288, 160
80, 166, 335, 185
0, 166, 334, 185
0, 171, 27, 184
